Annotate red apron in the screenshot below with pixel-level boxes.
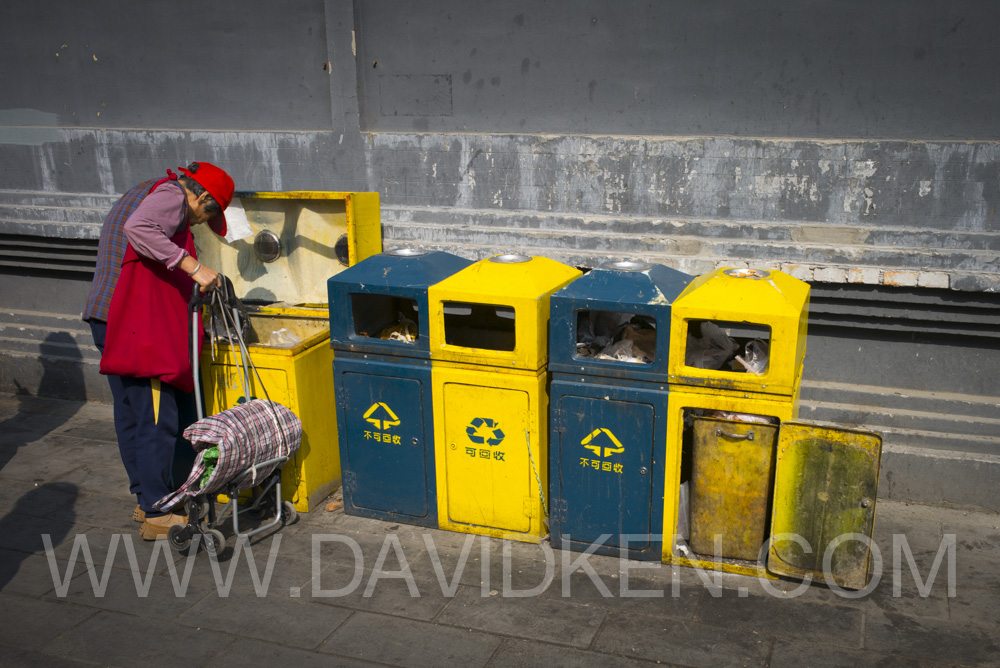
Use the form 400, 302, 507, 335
100, 179, 205, 393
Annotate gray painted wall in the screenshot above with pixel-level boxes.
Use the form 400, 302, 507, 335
1, 0, 998, 509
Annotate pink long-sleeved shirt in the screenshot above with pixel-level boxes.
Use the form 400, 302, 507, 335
123, 181, 190, 269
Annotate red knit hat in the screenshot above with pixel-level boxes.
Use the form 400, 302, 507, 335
178, 162, 234, 237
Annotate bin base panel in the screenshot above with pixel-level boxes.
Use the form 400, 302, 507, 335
548, 378, 668, 562
335, 357, 438, 529
433, 365, 548, 542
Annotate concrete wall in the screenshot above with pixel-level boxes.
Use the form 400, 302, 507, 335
0, 0, 998, 509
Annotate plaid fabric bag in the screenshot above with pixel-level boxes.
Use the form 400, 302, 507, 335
154, 400, 302, 511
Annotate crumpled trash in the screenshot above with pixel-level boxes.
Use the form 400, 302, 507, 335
707, 410, 779, 425
685, 321, 739, 370
579, 314, 656, 363
380, 313, 417, 342
267, 328, 302, 348
734, 339, 769, 374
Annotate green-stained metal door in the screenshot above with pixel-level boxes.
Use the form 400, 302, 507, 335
768, 422, 882, 590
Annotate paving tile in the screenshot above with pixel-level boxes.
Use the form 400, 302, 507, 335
178, 586, 353, 649
206, 637, 372, 668
0, 592, 96, 651
178, 532, 330, 594
42, 491, 138, 532
592, 609, 771, 668
45, 566, 215, 621
947, 585, 1000, 630
0, 511, 79, 555
0, 479, 78, 518
55, 417, 119, 442
488, 638, 665, 668
53, 463, 133, 499
0, 645, 96, 668
864, 609, 1000, 667
0, 453, 86, 485
693, 586, 865, 648
769, 639, 961, 668
436, 583, 607, 648
44, 609, 234, 668
319, 610, 501, 667
0, 548, 63, 596
311, 567, 458, 620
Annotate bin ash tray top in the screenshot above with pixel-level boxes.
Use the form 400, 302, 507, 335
192, 193, 360, 306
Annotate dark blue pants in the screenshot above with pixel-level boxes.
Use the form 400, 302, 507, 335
90, 320, 196, 517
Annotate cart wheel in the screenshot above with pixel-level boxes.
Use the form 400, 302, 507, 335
187, 497, 211, 521
204, 529, 226, 556
167, 524, 191, 553
282, 501, 299, 525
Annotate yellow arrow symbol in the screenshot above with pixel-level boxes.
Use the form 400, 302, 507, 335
363, 402, 400, 430
581, 427, 625, 458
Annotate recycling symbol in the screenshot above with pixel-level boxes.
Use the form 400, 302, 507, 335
466, 417, 505, 446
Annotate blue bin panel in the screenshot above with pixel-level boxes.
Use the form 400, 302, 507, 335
335, 355, 437, 527
550, 377, 667, 560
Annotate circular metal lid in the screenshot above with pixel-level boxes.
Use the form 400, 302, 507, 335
489, 254, 532, 264
601, 260, 652, 272
723, 268, 771, 280
385, 247, 429, 257
253, 230, 282, 263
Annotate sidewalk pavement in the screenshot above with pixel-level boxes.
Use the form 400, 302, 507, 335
0, 391, 997, 668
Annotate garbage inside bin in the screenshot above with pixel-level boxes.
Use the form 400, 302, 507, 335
576, 311, 657, 363
684, 320, 770, 373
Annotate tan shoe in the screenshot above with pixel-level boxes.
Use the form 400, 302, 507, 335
139, 512, 188, 540
133, 505, 146, 523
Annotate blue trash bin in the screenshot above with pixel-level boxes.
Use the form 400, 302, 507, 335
327, 248, 473, 527
548, 260, 694, 560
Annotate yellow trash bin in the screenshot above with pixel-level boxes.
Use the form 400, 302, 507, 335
428, 254, 582, 543
193, 190, 382, 512
662, 267, 810, 574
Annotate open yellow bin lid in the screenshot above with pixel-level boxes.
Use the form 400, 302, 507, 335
192, 190, 381, 307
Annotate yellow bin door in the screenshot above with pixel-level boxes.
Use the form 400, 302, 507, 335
689, 417, 778, 561
442, 382, 533, 534
768, 421, 882, 590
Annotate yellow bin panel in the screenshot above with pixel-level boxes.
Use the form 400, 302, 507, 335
434, 364, 548, 542
768, 421, 882, 590
201, 314, 339, 513
663, 386, 797, 575
428, 255, 581, 370
690, 417, 778, 561
668, 268, 809, 397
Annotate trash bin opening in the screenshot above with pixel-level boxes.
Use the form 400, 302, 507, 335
442, 301, 516, 351
683, 320, 770, 374
350, 293, 419, 343
676, 409, 780, 563
574, 310, 655, 364
244, 315, 326, 349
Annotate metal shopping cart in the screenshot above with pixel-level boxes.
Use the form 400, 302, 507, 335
157, 280, 301, 556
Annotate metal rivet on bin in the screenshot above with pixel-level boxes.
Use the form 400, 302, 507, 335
639, 467, 648, 475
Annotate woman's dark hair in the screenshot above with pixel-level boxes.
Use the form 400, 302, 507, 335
179, 163, 221, 215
